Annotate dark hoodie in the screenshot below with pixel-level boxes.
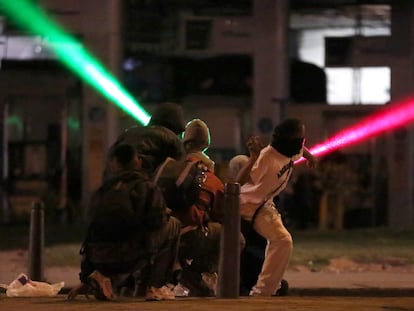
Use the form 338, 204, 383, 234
106, 103, 185, 177
148, 102, 186, 135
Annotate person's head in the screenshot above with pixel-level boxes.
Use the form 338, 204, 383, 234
227, 154, 249, 181
271, 118, 305, 157
148, 102, 186, 135
182, 118, 211, 153
112, 144, 142, 171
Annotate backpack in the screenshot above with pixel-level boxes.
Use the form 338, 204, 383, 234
166, 154, 225, 227
82, 172, 167, 267
199, 169, 225, 223
153, 157, 207, 213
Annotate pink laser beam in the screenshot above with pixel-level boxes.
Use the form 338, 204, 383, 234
296, 97, 414, 163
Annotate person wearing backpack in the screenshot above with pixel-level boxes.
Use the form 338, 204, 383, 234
67, 144, 181, 301
105, 102, 186, 179
174, 118, 245, 296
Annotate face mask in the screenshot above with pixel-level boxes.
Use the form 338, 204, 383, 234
272, 138, 304, 157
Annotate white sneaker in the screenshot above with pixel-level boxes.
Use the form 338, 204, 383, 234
145, 285, 176, 301
249, 286, 265, 296
172, 283, 190, 297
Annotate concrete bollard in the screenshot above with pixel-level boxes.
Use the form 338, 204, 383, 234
28, 201, 45, 281
217, 182, 241, 298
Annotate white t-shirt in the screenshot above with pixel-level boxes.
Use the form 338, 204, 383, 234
239, 145, 302, 220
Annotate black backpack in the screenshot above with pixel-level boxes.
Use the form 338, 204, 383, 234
82, 171, 167, 266
153, 157, 207, 212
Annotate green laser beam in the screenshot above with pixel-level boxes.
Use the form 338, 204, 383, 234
0, 0, 150, 125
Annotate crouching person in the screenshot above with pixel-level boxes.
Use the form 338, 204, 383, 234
67, 144, 181, 301
174, 119, 245, 296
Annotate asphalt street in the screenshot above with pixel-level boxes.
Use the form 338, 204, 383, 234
1, 295, 414, 311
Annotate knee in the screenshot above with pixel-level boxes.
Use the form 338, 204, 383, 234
281, 233, 293, 252
269, 232, 293, 251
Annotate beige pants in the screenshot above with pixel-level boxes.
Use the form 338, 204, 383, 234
251, 203, 293, 295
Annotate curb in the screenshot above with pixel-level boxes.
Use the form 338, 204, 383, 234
290, 287, 414, 297
58, 287, 414, 298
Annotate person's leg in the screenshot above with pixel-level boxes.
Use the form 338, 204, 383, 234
250, 204, 293, 296
145, 216, 181, 299
79, 256, 95, 284
178, 223, 220, 296
239, 232, 266, 294
178, 222, 245, 296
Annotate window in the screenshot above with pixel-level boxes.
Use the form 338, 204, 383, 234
326, 67, 390, 104
298, 26, 390, 105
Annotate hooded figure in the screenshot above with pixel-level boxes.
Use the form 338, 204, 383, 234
148, 102, 186, 135
183, 118, 215, 172
106, 103, 186, 178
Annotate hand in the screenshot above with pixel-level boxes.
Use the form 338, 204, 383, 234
67, 282, 88, 300
246, 136, 265, 158
306, 153, 318, 169
303, 146, 318, 169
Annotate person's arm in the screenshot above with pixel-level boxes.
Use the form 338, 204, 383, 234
303, 146, 318, 169
235, 136, 264, 185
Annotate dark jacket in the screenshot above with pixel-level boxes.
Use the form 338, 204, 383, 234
106, 103, 186, 178
108, 125, 185, 173
80, 170, 169, 280
87, 170, 168, 240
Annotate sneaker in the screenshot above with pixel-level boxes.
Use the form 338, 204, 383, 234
87, 270, 115, 301
172, 282, 190, 297
249, 286, 263, 296
273, 279, 289, 296
249, 279, 289, 297
145, 285, 176, 301
201, 272, 218, 296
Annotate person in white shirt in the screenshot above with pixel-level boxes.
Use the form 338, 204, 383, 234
236, 118, 317, 296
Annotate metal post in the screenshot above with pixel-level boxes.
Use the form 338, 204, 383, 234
218, 182, 241, 298
58, 98, 68, 223
2, 102, 10, 224
28, 201, 45, 281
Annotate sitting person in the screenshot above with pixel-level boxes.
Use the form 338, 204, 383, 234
67, 144, 181, 301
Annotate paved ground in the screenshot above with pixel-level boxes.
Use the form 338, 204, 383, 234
1, 248, 414, 297
1, 296, 414, 311
1, 249, 414, 311
1, 266, 414, 310
2, 264, 414, 296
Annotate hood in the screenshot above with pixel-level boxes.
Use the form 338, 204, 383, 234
148, 102, 186, 135
183, 118, 211, 152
